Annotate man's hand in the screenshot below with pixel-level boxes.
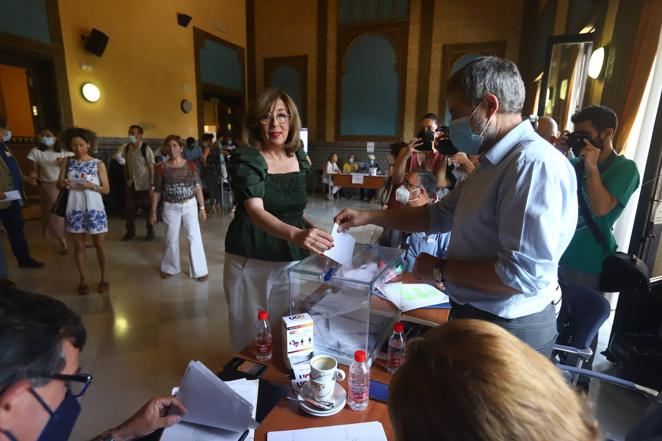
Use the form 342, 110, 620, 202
199, 208, 207, 222
0, 192, 5, 200
555, 130, 570, 153
413, 252, 443, 281
580, 139, 601, 171
334, 208, 371, 231
111, 396, 187, 441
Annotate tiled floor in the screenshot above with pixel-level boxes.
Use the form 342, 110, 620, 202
2, 195, 652, 441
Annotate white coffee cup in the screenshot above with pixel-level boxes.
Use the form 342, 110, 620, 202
310, 378, 336, 402
310, 355, 346, 382
309, 355, 345, 403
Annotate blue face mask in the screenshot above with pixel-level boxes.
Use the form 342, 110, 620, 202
41, 137, 56, 147
34, 389, 81, 441
348, 159, 354, 164
449, 103, 492, 155
2, 130, 12, 143
128, 135, 138, 144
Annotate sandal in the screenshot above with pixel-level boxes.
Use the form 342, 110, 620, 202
98, 281, 109, 294
197, 275, 208, 282
78, 284, 89, 296
160, 272, 173, 279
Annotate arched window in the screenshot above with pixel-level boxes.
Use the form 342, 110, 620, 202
339, 34, 399, 137
265, 56, 308, 124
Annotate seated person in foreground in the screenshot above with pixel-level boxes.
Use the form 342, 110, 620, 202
0, 288, 187, 441
389, 319, 600, 441
402, 169, 450, 272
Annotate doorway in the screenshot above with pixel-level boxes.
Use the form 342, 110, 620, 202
202, 89, 242, 141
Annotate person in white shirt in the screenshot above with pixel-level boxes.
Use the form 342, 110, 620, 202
27, 129, 73, 255
324, 153, 342, 200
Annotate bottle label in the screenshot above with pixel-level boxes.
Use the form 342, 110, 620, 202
349, 387, 368, 401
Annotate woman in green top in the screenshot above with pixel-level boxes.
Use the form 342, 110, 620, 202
224, 88, 334, 351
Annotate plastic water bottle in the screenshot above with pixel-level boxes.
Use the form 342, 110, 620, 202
254, 310, 272, 361
347, 350, 370, 411
387, 322, 406, 374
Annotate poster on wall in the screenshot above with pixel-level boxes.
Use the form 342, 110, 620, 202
300, 128, 308, 153
366, 142, 375, 153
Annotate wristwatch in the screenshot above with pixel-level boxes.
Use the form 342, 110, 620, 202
433, 264, 445, 284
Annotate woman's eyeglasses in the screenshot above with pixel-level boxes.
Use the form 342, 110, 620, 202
259, 113, 290, 125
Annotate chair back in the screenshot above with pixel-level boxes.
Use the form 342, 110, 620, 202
557, 284, 611, 350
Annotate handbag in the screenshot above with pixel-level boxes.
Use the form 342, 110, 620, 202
51, 158, 70, 217
574, 160, 649, 293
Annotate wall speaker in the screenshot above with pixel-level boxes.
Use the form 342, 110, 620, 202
177, 13, 192, 27
83, 28, 109, 57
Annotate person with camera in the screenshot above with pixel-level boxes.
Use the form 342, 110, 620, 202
558, 105, 640, 290
336, 57, 578, 355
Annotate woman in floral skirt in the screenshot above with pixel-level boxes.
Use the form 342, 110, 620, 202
57, 128, 110, 295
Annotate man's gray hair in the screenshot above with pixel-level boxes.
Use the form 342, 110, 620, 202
446, 56, 525, 114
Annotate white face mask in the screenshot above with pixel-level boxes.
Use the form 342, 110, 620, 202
395, 185, 410, 205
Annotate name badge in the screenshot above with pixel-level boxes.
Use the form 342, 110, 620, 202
4, 150, 12, 157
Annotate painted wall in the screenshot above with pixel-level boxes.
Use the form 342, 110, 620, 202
0, 0, 51, 44
57, 0, 246, 138
254, 0, 318, 137
0, 65, 35, 137
254, 0, 523, 143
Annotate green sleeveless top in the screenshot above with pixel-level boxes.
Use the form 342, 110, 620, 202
225, 146, 310, 262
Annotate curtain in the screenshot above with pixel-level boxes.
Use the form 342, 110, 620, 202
615, 0, 662, 152
612, 30, 662, 255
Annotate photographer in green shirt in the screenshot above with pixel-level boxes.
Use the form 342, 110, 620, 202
559, 105, 640, 290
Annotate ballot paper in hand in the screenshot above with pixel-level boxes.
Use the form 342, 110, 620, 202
1, 190, 21, 202
323, 223, 355, 267
380, 282, 450, 312
164, 361, 258, 438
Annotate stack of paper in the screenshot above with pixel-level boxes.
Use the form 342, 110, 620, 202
161, 361, 259, 441
268, 421, 387, 441
379, 282, 450, 312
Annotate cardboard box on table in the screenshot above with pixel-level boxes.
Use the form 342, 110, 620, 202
287, 244, 403, 366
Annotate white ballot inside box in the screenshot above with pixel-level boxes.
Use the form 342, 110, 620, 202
161, 361, 259, 441
289, 244, 404, 366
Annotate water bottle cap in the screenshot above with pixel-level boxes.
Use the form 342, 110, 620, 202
393, 322, 404, 333
354, 350, 367, 362
258, 310, 268, 320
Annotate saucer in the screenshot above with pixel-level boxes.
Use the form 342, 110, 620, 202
298, 382, 347, 417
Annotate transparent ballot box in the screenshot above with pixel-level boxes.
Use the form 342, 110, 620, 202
288, 244, 404, 366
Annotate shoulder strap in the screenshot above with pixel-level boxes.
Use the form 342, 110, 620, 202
141, 143, 148, 159
575, 161, 609, 251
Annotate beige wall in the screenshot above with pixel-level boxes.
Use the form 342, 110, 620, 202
58, 0, 246, 138
253, 0, 318, 137
428, 0, 524, 120
252, 0, 523, 142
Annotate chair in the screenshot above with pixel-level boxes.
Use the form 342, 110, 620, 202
310, 169, 324, 197
557, 365, 661, 441
554, 284, 611, 385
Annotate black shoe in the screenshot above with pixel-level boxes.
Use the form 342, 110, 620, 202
145, 231, 155, 241
18, 259, 44, 269
122, 232, 135, 241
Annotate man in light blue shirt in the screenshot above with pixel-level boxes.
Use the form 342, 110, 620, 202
335, 57, 578, 355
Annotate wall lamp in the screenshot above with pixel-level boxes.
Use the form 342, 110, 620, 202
81, 82, 101, 102
588, 46, 607, 79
